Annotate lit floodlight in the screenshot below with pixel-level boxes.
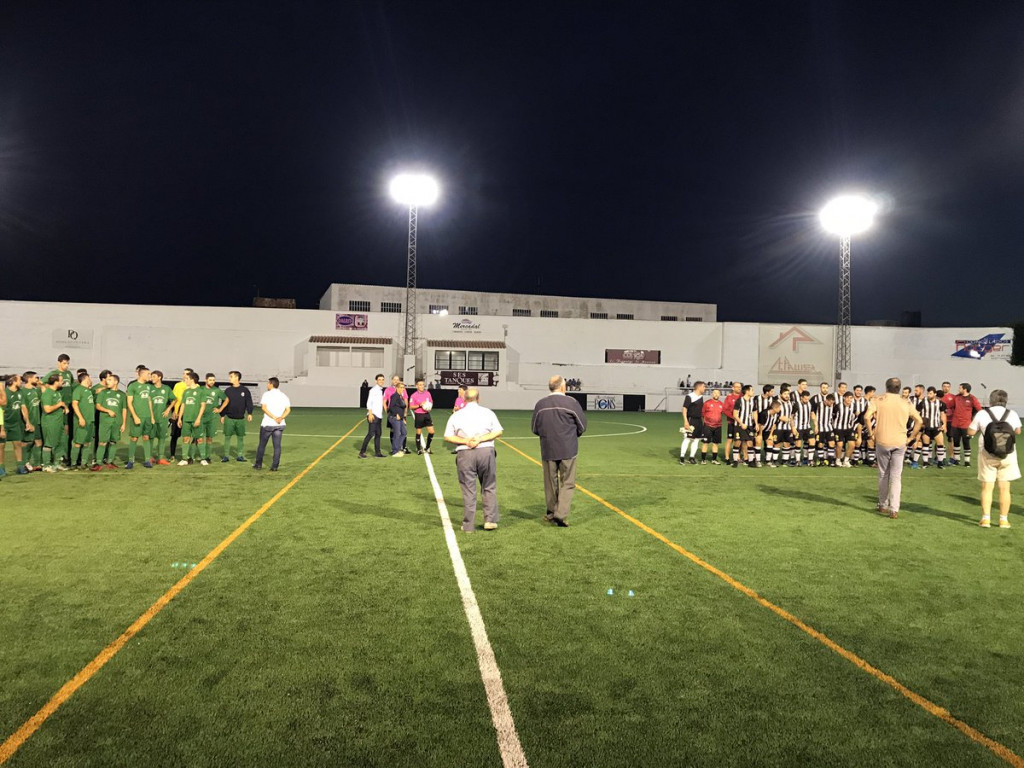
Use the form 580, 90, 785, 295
390, 174, 439, 206
819, 195, 878, 237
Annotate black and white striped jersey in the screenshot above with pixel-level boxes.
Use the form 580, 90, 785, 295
759, 410, 780, 434
792, 401, 814, 431
834, 401, 859, 431
919, 398, 946, 429
815, 401, 836, 432
776, 398, 794, 430
734, 397, 757, 428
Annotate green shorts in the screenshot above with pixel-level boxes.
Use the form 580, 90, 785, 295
22, 425, 41, 444
181, 422, 204, 440
152, 418, 170, 439
74, 422, 96, 446
201, 417, 218, 440
3, 420, 22, 443
98, 419, 121, 445
129, 418, 154, 439
42, 420, 65, 448
223, 418, 247, 438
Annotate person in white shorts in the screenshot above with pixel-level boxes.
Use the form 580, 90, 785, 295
968, 389, 1022, 529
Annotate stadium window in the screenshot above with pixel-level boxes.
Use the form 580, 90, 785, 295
434, 350, 467, 370
467, 351, 500, 371
616, 313, 634, 320
660, 315, 677, 321
348, 300, 371, 312
590, 312, 608, 319
458, 306, 478, 315
428, 304, 449, 314
540, 310, 559, 318
316, 346, 350, 367
685, 316, 704, 322
512, 308, 532, 317
380, 301, 402, 313
353, 347, 385, 367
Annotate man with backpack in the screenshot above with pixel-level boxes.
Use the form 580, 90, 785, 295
968, 389, 1022, 529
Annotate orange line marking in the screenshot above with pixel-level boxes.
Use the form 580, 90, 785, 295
0, 421, 362, 765
499, 439, 1024, 768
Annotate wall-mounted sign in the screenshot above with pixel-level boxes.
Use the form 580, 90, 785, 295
335, 313, 368, 331
587, 394, 623, 411
52, 328, 93, 350
451, 318, 483, 334
605, 349, 660, 364
439, 371, 496, 386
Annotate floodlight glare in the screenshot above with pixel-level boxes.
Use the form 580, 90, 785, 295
819, 195, 877, 236
390, 174, 439, 207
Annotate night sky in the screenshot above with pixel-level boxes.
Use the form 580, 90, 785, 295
3, 1, 1023, 326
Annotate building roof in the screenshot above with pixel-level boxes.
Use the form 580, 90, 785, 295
309, 335, 393, 344
427, 339, 506, 349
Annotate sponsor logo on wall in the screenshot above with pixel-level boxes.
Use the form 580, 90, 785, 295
52, 328, 93, 350
605, 349, 661, 364
587, 394, 622, 411
452, 318, 482, 333
440, 371, 496, 386
759, 324, 833, 384
951, 333, 1012, 360
335, 313, 368, 331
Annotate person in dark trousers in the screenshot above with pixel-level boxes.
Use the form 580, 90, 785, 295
253, 378, 290, 471
218, 370, 254, 462
387, 382, 408, 457
531, 375, 588, 527
358, 373, 386, 458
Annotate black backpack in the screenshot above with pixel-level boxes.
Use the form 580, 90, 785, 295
982, 407, 1016, 459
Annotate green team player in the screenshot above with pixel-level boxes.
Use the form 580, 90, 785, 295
40, 374, 71, 471
95, 373, 126, 468
2, 374, 26, 476
198, 373, 225, 465
71, 372, 99, 471
20, 371, 43, 471
45, 354, 74, 464
176, 373, 207, 466
126, 366, 155, 469
149, 370, 175, 465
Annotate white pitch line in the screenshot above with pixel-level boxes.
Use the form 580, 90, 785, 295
422, 448, 529, 768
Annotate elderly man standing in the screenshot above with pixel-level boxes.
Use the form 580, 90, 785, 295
444, 388, 504, 532
531, 375, 588, 527
968, 389, 1022, 529
865, 377, 922, 519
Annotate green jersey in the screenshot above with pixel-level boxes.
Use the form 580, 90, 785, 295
72, 385, 95, 420
126, 381, 154, 422
3, 387, 22, 425
180, 387, 203, 423
21, 386, 41, 428
41, 388, 65, 426
96, 389, 123, 422
149, 384, 174, 418
200, 386, 225, 420
46, 368, 75, 404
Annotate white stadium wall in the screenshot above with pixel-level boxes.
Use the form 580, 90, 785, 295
0, 300, 1019, 409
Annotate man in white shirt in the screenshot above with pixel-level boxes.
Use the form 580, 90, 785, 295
968, 389, 1022, 528
444, 388, 504, 532
358, 373, 386, 459
253, 377, 291, 472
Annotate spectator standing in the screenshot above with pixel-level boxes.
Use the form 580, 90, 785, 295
865, 377, 923, 519
387, 382, 408, 457
968, 389, 1022, 528
253, 378, 291, 472
444, 388, 504, 531
358, 373, 386, 458
531, 375, 588, 526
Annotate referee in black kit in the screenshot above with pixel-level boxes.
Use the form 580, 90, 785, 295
219, 370, 254, 462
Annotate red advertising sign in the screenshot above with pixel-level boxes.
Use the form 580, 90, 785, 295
335, 313, 368, 331
440, 371, 497, 387
605, 349, 661, 364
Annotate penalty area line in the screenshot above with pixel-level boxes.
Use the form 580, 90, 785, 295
421, 448, 529, 768
0, 420, 365, 766
497, 439, 1024, 768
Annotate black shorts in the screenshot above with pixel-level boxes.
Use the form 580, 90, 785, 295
736, 425, 753, 443
816, 431, 835, 444
794, 428, 814, 443
688, 418, 704, 440
727, 421, 738, 439
834, 428, 855, 443
703, 425, 722, 444
414, 412, 434, 429
923, 427, 941, 440
772, 429, 792, 445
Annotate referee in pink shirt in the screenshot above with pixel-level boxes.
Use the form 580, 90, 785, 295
408, 378, 435, 454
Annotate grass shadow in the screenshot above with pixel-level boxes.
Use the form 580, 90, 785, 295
899, 501, 978, 527
758, 484, 873, 512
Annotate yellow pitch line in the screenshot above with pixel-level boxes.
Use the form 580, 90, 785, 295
0, 421, 363, 766
498, 439, 1024, 768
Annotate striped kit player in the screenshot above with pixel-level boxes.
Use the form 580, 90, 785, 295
912, 387, 947, 468
814, 394, 837, 466
833, 392, 860, 467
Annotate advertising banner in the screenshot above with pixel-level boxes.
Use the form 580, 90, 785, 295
439, 371, 497, 387
52, 328, 94, 350
335, 313, 368, 331
758, 324, 834, 385
586, 394, 623, 411
605, 349, 661, 364
951, 332, 1013, 361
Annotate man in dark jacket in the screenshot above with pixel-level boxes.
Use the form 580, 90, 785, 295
531, 375, 588, 526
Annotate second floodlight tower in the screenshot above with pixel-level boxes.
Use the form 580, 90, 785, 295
819, 194, 878, 384
390, 173, 439, 375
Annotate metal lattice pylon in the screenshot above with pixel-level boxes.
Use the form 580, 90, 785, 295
836, 234, 851, 383
403, 205, 418, 357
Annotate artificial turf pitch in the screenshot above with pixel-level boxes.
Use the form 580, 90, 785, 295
1, 408, 1022, 767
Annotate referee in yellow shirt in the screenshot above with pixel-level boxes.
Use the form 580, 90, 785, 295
168, 367, 194, 462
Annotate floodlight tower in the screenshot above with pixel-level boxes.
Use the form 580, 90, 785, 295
389, 173, 439, 359
819, 194, 878, 384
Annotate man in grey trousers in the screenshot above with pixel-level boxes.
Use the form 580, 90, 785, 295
532, 375, 588, 527
443, 388, 504, 532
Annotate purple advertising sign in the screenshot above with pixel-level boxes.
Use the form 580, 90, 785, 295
335, 313, 368, 331
605, 349, 661, 364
